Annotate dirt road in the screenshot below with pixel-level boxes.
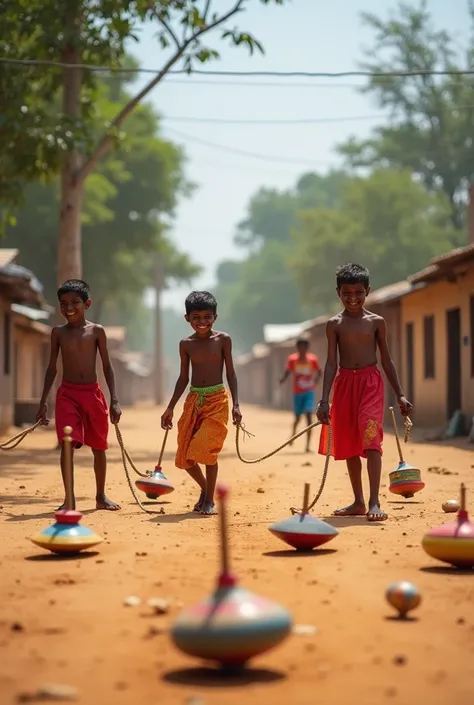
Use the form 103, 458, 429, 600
1, 404, 473, 705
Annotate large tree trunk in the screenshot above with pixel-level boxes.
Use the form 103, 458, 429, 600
57, 4, 83, 288
58, 157, 83, 285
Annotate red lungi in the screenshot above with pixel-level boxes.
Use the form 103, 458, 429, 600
319, 365, 384, 460
55, 381, 109, 451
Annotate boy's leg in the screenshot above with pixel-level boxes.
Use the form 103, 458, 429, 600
185, 463, 207, 511
92, 449, 120, 511
58, 444, 76, 511
305, 411, 314, 452
290, 414, 301, 444
333, 456, 367, 516
366, 449, 387, 521
200, 463, 218, 515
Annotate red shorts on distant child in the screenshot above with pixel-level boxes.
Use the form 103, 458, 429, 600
55, 381, 109, 450
319, 365, 384, 460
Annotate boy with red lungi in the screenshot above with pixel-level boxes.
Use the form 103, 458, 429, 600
317, 263, 412, 522
37, 279, 121, 511
161, 291, 242, 516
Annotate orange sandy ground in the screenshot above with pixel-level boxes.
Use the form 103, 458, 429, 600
1, 404, 473, 705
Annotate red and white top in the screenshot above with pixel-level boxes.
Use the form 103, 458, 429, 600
286, 353, 321, 394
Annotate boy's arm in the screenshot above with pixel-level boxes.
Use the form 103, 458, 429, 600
317, 322, 337, 423
223, 334, 241, 423
280, 356, 291, 384
163, 341, 190, 414
376, 317, 412, 414
37, 327, 60, 422
97, 326, 121, 423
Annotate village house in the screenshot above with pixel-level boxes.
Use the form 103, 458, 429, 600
0, 249, 50, 433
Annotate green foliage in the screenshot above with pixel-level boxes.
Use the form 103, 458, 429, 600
213, 170, 350, 352
2, 70, 200, 314
1, 0, 289, 220
337, 0, 474, 229
290, 169, 460, 309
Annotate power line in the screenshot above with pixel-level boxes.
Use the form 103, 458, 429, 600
162, 113, 384, 125
1, 56, 474, 78
163, 126, 333, 167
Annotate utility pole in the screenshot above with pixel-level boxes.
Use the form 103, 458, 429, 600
153, 256, 165, 405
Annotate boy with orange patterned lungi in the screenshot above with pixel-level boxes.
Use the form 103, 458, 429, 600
317, 263, 412, 522
161, 291, 242, 516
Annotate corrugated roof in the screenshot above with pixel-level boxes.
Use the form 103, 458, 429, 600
263, 320, 314, 343
409, 243, 474, 284
0, 249, 18, 267
252, 343, 270, 358
104, 326, 126, 342
11, 303, 50, 321
365, 280, 413, 305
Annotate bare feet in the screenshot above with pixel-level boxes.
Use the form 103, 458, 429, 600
56, 499, 76, 511
193, 489, 206, 512
333, 501, 366, 517
367, 502, 387, 522
96, 495, 121, 511
200, 501, 217, 515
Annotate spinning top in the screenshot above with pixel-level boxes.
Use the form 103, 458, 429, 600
388, 407, 424, 499
422, 483, 474, 569
269, 483, 338, 551
135, 429, 174, 499
30, 427, 103, 555
386, 581, 421, 619
170, 484, 292, 670
442, 499, 460, 513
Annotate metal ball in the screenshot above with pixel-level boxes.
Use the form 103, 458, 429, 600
442, 499, 460, 513
386, 581, 421, 618
63, 425, 73, 435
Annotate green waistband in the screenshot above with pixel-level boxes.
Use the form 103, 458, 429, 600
190, 383, 225, 406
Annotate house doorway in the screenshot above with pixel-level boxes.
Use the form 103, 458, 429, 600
446, 307, 461, 419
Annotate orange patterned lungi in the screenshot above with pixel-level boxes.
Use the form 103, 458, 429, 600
319, 365, 384, 461
175, 384, 229, 470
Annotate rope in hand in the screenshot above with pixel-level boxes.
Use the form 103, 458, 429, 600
0, 420, 43, 451
235, 420, 333, 515
113, 423, 169, 515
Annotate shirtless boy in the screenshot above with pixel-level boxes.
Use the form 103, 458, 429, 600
316, 263, 412, 522
36, 279, 121, 511
161, 291, 242, 515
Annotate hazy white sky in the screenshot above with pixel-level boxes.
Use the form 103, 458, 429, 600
130, 0, 469, 312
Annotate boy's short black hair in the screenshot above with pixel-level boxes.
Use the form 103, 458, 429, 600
296, 337, 309, 346
185, 291, 217, 315
57, 279, 91, 303
336, 263, 370, 289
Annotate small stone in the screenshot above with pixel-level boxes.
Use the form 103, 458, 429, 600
12, 622, 24, 632
293, 624, 318, 636
146, 625, 164, 638
135, 552, 148, 557
147, 598, 170, 614
19, 485, 26, 490
256, 488, 265, 494
123, 596, 141, 607
393, 654, 407, 666
457, 617, 465, 625
37, 683, 78, 700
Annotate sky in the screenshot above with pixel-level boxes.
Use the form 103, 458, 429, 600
129, 0, 470, 312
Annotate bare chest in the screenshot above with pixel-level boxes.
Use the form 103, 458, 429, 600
187, 339, 223, 365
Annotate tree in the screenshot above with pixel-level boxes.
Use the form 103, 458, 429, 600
3, 68, 200, 313
290, 168, 460, 308
338, 0, 474, 230
1, 0, 287, 286
213, 170, 351, 352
